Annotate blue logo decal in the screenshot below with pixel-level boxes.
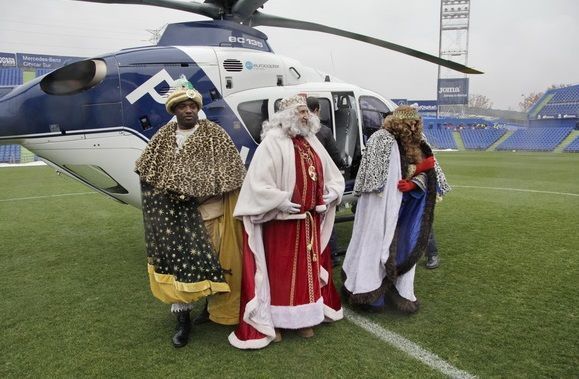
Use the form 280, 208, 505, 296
245, 61, 253, 70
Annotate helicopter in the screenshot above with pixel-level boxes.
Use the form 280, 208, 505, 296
0, 0, 482, 208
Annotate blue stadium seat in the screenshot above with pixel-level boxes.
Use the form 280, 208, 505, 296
0, 68, 23, 86
496, 127, 574, 151
36, 68, 54, 76
551, 85, 579, 103
563, 136, 579, 152
532, 84, 579, 119
539, 103, 579, 118
460, 129, 506, 150
423, 129, 457, 149
0, 144, 21, 163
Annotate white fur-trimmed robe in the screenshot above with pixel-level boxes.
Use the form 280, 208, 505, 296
228, 128, 345, 349
342, 136, 417, 302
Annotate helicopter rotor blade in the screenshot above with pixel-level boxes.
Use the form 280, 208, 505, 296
231, 0, 269, 22
250, 12, 483, 74
72, 0, 222, 20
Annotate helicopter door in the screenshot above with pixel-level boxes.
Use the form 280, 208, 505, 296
332, 92, 361, 182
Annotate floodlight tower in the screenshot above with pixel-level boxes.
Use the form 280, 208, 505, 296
146, 24, 168, 44
437, 0, 472, 117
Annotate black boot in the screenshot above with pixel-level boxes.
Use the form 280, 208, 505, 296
172, 311, 191, 348
193, 302, 210, 325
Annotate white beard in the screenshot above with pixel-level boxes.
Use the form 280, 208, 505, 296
293, 116, 321, 137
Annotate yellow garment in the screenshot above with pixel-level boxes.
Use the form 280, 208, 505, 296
199, 195, 225, 222
202, 190, 244, 325
147, 264, 230, 304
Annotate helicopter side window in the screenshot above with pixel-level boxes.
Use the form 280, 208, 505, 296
332, 92, 359, 181
333, 92, 359, 166
237, 99, 269, 143
360, 95, 392, 144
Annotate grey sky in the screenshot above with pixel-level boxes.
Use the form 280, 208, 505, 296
1, 0, 577, 110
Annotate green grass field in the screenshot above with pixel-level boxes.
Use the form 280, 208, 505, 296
1, 151, 578, 378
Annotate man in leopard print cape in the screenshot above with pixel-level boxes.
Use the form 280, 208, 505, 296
135, 76, 246, 347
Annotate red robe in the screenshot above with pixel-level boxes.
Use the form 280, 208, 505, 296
230, 137, 342, 349
265, 137, 324, 319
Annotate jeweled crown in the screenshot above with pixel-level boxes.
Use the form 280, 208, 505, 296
279, 95, 307, 111
391, 105, 420, 120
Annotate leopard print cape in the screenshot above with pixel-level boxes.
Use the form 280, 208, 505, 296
135, 120, 246, 198
353, 129, 396, 195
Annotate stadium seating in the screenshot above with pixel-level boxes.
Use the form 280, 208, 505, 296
0, 144, 21, 163
36, 68, 54, 76
496, 127, 574, 152
539, 104, 578, 118
460, 129, 506, 150
423, 117, 492, 129
532, 84, 579, 119
563, 136, 579, 152
551, 85, 579, 103
0, 68, 23, 86
423, 129, 457, 149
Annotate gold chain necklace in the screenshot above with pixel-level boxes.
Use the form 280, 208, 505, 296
296, 143, 317, 181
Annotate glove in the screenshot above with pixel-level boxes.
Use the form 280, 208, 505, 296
397, 179, 417, 193
414, 156, 436, 175
277, 199, 301, 214
323, 190, 338, 205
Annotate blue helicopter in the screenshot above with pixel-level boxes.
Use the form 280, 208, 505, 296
0, 0, 481, 208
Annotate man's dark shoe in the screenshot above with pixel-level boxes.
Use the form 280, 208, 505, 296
426, 255, 439, 269
172, 311, 191, 348
331, 255, 340, 268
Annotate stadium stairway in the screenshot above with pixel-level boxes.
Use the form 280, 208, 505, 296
487, 130, 514, 151
555, 130, 579, 153
20, 146, 36, 163
452, 131, 465, 150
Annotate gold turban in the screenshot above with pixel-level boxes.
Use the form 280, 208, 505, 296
165, 75, 203, 114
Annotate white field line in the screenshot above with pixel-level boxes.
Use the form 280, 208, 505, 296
453, 185, 579, 197
0, 161, 46, 168
345, 309, 477, 379
0, 192, 97, 202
